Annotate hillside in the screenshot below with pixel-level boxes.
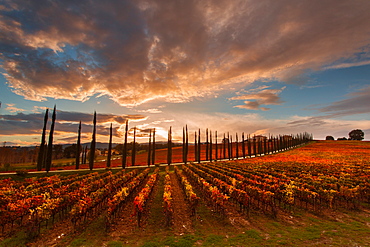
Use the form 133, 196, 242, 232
0, 141, 369, 246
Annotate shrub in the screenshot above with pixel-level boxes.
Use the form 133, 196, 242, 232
4, 163, 11, 171
16, 170, 29, 176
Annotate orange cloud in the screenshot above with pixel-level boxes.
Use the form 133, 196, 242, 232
1, 0, 370, 106
5, 103, 26, 113
231, 86, 286, 110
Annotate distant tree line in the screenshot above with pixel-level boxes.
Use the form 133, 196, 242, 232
326, 129, 365, 141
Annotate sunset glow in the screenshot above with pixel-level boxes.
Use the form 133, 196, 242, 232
1, 0, 370, 146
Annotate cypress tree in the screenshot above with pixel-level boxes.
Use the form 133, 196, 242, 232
122, 120, 128, 169
223, 133, 226, 159
259, 137, 263, 156
151, 128, 156, 165
242, 132, 245, 158
209, 130, 212, 161
228, 132, 231, 160
167, 127, 172, 165
194, 131, 197, 162
236, 133, 239, 159
197, 129, 201, 163
46, 105, 56, 172
107, 123, 112, 168
229, 134, 233, 160
215, 131, 218, 161
182, 127, 185, 163
89, 111, 96, 170
206, 128, 209, 161
147, 129, 151, 167
253, 135, 256, 156
37, 109, 48, 171
132, 127, 136, 166
268, 134, 272, 154
185, 125, 188, 164
76, 121, 81, 169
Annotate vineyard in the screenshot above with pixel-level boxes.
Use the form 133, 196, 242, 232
1, 141, 370, 246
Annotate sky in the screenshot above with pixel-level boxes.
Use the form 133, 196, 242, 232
1, 0, 370, 146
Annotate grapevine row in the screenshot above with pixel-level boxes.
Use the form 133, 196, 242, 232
134, 168, 160, 227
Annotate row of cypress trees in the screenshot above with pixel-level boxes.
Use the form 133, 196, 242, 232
37, 107, 312, 171
170, 127, 312, 165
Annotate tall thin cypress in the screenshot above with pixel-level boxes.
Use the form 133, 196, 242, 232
147, 129, 151, 167
198, 128, 201, 163
37, 109, 48, 171
254, 137, 257, 156
107, 123, 112, 168
236, 133, 239, 159
75, 121, 81, 169
182, 127, 186, 163
259, 137, 263, 156
229, 134, 233, 160
228, 132, 231, 160
46, 105, 56, 172
167, 127, 172, 165
185, 125, 188, 164
122, 120, 128, 169
151, 128, 156, 165
242, 132, 245, 158
215, 131, 218, 161
194, 131, 197, 162
268, 134, 271, 153
209, 130, 212, 161
89, 111, 96, 170
132, 127, 136, 166
205, 128, 209, 161
223, 133, 226, 159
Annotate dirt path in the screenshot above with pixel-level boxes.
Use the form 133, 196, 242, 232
139, 173, 166, 233
169, 172, 194, 234
29, 215, 74, 247
109, 177, 151, 238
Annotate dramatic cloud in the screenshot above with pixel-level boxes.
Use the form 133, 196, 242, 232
0, 110, 147, 141
230, 86, 286, 110
1, 0, 370, 106
316, 86, 370, 117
